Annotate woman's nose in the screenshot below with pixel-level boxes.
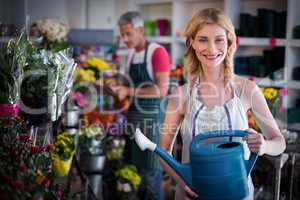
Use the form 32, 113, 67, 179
207, 41, 216, 52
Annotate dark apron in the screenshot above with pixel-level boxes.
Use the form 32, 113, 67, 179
125, 42, 167, 170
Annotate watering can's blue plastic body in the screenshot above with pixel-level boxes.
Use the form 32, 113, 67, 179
154, 130, 257, 200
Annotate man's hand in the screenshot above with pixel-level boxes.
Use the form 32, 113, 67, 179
243, 128, 267, 156
111, 85, 130, 101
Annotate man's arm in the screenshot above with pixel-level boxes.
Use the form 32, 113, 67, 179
133, 46, 170, 98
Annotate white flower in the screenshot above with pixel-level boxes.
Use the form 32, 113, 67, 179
36, 18, 69, 42
117, 181, 132, 192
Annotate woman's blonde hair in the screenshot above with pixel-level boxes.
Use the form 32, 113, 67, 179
184, 8, 236, 83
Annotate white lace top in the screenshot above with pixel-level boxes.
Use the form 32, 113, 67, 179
175, 78, 254, 200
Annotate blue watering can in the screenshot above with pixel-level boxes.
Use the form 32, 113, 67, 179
135, 129, 257, 200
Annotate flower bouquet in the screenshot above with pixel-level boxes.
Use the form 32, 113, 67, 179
20, 43, 76, 124
0, 119, 63, 200
51, 132, 75, 177
261, 87, 281, 116
114, 165, 141, 200
0, 31, 28, 118
248, 87, 287, 132
33, 18, 69, 52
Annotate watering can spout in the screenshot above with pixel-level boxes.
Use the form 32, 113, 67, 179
134, 129, 192, 186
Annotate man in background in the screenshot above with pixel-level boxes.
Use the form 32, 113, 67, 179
112, 11, 171, 200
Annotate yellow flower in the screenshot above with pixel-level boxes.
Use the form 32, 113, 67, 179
263, 88, 277, 100
84, 57, 111, 72
75, 69, 96, 83
115, 165, 141, 190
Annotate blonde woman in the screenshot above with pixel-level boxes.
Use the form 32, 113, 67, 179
160, 8, 286, 200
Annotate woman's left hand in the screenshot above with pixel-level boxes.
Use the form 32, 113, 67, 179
243, 128, 267, 156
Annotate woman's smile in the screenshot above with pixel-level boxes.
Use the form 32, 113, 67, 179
202, 53, 223, 61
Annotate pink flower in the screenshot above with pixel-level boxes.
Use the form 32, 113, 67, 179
279, 88, 288, 97
72, 92, 87, 108
248, 75, 254, 81
55, 191, 62, 200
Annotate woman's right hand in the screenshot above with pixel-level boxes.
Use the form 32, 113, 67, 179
182, 184, 198, 200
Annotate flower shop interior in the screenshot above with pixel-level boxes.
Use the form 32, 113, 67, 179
1, 0, 300, 199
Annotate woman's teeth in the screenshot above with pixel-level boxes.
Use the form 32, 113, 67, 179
204, 54, 221, 60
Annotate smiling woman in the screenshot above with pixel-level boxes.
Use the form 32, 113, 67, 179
159, 8, 286, 200
184, 8, 237, 84
191, 24, 227, 71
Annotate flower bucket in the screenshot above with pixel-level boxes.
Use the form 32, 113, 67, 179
79, 154, 105, 173
52, 153, 74, 176
0, 104, 19, 117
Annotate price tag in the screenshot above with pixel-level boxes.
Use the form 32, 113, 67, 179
236, 36, 240, 45
269, 37, 277, 48
248, 75, 254, 81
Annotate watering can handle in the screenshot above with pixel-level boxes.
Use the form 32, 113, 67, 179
194, 130, 247, 141
193, 130, 258, 176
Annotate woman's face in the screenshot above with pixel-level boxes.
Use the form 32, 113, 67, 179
191, 24, 228, 69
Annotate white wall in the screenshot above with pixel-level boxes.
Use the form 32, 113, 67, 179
66, 0, 87, 29
0, 0, 124, 29
27, 0, 68, 23
88, 0, 116, 29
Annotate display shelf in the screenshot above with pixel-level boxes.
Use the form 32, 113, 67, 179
240, 77, 300, 90
133, 0, 172, 5
0, 36, 42, 43
238, 37, 287, 47
169, 36, 288, 47
241, 75, 286, 88
287, 81, 300, 89
289, 39, 300, 47
146, 36, 173, 44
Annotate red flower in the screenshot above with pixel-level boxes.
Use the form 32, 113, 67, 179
2, 175, 13, 184
20, 164, 27, 172
10, 149, 17, 157
46, 144, 53, 152
31, 146, 44, 154
18, 134, 31, 142
11, 180, 24, 190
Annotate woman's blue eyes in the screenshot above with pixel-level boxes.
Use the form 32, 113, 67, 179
198, 39, 224, 43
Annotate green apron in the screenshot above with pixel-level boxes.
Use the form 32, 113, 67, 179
126, 42, 167, 170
